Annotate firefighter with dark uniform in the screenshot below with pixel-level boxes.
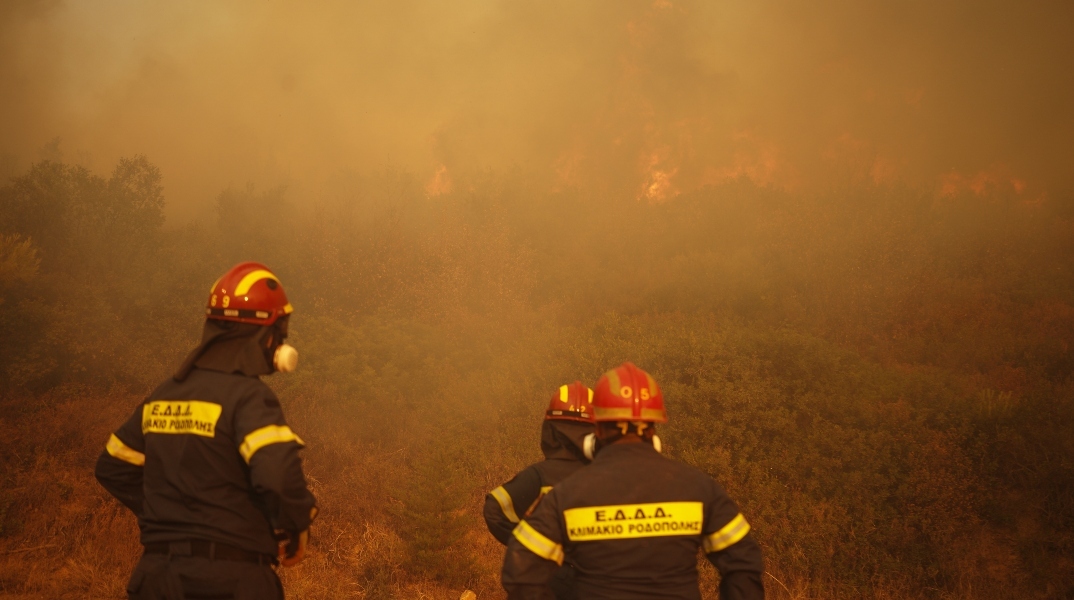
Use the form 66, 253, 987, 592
95, 262, 318, 600
502, 362, 765, 600
485, 382, 595, 599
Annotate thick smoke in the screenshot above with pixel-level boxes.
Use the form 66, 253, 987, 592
1, 0, 1072, 220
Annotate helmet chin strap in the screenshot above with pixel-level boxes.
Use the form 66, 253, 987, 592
584, 423, 662, 460
617, 421, 649, 435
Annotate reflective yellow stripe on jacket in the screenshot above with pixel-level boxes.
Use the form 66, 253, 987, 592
703, 513, 750, 553
513, 520, 564, 565
106, 434, 145, 466
239, 425, 304, 463
490, 486, 520, 523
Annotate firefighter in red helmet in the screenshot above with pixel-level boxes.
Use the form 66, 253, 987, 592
502, 363, 765, 600
95, 262, 317, 600
485, 382, 595, 599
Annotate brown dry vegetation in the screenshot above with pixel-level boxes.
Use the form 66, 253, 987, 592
1, 157, 1073, 599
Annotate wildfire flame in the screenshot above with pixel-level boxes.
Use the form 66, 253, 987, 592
939, 166, 1026, 198
641, 150, 679, 202
425, 165, 453, 197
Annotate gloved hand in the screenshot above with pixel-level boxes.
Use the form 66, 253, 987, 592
276, 529, 309, 567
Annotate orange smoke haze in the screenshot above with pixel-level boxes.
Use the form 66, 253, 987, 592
2, 0, 1072, 220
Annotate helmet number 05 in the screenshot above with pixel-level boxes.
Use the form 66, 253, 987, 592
619, 386, 650, 400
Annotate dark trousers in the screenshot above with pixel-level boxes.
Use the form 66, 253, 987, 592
549, 563, 577, 600
127, 553, 283, 600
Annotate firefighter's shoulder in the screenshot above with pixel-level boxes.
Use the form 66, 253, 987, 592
531, 455, 584, 486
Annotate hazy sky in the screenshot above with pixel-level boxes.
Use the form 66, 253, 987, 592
2, 0, 1071, 220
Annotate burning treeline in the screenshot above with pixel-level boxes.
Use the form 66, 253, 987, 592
0, 155, 1072, 598
2, 1, 1072, 210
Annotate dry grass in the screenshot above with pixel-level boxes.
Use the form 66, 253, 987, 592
0, 383, 850, 600
0, 386, 140, 599
0, 385, 502, 599
0, 383, 970, 600
3, 163, 1072, 598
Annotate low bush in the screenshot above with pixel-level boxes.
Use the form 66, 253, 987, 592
1, 157, 1071, 598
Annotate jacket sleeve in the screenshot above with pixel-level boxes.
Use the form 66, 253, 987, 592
233, 388, 317, 534
707, 533, 765, 600
701, 479, 765, 600
501, 489, 563, 600
94, 402, 147, 515
485, 465, 542, 545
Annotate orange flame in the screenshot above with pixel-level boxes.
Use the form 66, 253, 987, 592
641, 149, 679, 202
425, 165, 453, 197
938, 166, 1026, 198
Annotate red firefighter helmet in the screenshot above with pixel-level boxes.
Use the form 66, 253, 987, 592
205, 261, 293, 325
545, 381, 595, 422
592, 362, 666, 423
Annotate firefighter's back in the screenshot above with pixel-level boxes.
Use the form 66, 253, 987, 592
95, 262, 318, 600
502, 363, 763, 600
551, 443, 724, 600
138, 368, 281, 554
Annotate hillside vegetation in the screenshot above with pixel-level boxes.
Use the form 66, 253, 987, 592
1, 158, 1072, 598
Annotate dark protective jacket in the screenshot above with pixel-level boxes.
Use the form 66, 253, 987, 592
502, 442, 765, 600
484, 420, 592, 544
94, 367, 317, 556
